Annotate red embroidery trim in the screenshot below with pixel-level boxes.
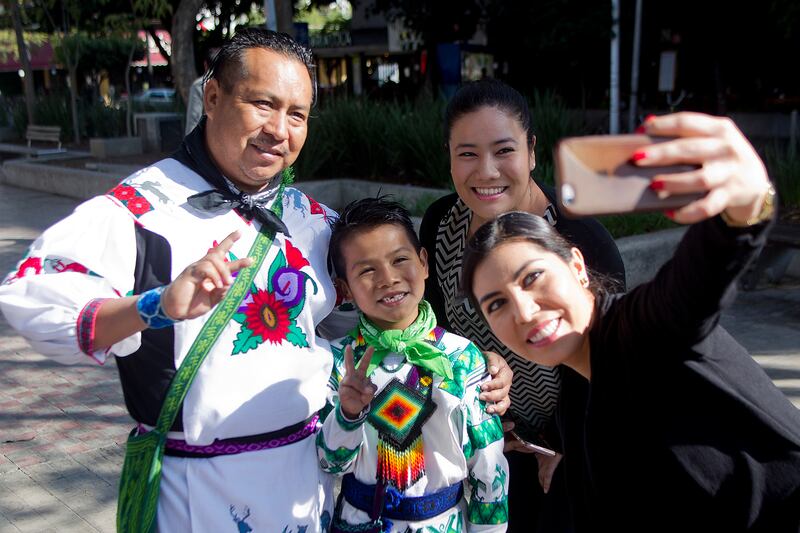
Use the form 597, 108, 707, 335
77, 298, 109, 364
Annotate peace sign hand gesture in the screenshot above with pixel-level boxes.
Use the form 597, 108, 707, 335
161, 230, 254, 320
339, 345, 378, 420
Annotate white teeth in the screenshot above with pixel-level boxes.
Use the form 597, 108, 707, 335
382, 293, 405, 304
528, 319, 559, 343
475, 187, 505, 196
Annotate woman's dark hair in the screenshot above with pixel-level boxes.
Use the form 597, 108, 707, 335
329, 196, 422, 279
461, 211, 614, 318
206, 27, 317, 105
444, 78, 535, 150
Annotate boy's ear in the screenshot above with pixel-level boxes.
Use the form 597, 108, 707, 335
335, 278, 353, 302
419, 247, 429, 279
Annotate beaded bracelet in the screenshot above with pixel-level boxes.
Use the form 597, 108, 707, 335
136, 286, 181, 329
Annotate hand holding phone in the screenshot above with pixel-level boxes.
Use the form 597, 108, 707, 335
509, 430, 557, 457
555, 134, 703, 217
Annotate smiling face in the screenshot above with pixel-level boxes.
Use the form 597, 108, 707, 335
471, 239, 594, 374
339, 224, 429, 331
204, 47, 312, 193
449, 105, 540, 228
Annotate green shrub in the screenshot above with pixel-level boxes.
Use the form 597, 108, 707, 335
530, 90, 584, 185
765, 142, 800, 210
85, 103, 127, 138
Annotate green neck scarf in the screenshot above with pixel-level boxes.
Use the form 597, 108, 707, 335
357, 300, 453, 380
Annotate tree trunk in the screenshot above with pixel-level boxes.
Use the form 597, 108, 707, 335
171, 0, 203, 105
10, 0, 35, 125
125, 41, 136, 137
276, 0, 294, 36
67, 66, 81, 143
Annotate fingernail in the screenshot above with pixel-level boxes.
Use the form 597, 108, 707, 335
649, 180, 664, 191
644, 114, 656, 122
634, 125, 646, 134
664, 210, 675, 218
631, 151, 647, 162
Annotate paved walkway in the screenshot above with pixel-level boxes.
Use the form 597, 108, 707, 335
0, 184, 798, 532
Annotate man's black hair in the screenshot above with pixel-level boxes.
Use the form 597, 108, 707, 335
206, 27, 317, 105
330, 196, 422, 279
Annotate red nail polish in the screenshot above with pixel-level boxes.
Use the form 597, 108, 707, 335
649, 180, 664, 191
644, 114, 656, 122
634, 125, 646, 134
631, 151, 647, 162
664, 210, 675, 218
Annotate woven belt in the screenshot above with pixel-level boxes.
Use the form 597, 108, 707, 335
341, 473, 463, 521
137, 414, 318, 458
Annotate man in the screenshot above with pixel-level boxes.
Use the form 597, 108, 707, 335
185, 47, 220, 135
0, 28, 511, 531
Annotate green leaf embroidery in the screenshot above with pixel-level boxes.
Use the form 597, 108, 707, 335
288, 296, 306, 320
286, 323, 308, 348
232, 312, 247, 324
267, 250, 287, 291
232, 325, 262, 355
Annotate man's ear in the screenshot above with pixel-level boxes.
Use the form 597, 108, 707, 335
204, 78, 221, 118
419, 247, 429, 280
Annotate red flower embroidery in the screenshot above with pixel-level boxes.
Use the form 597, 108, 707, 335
307, 195, 324, 216
285, 240, 310, 269
15, 257, 42, 278
127, 196, 153, 216
243, 290, 291, 345
111, 185, 137, 201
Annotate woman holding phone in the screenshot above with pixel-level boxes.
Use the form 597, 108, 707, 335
461, 112, 800, 531
420, 78, 625, 531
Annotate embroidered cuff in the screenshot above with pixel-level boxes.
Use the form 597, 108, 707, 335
335, 399, 369, 431
77, 298, 109, 364
136, 286, 181, 329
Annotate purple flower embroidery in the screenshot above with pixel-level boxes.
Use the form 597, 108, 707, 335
272, 267, 304, 308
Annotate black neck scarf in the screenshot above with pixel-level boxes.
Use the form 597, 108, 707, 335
173, 117, 291, 237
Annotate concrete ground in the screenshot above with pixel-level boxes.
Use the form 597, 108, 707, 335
0, 183, 798, 532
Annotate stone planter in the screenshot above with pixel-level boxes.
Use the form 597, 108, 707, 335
89, 136, 143, 159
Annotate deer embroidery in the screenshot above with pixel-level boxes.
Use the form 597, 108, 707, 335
229, 505, 252, 533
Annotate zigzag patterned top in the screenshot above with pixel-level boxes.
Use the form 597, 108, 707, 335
434, 199, 560, 432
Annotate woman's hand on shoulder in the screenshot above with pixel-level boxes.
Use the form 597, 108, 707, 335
481, 350, 512, 415
636, 112, 772, 225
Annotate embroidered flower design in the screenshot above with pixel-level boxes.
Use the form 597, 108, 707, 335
111, 185, 137, 201
107, 183, 155, 219
9, 256, 42, 282
243, 289, 290, 345
306, 195, 331, 223
127, 196, 153, 216
231, 242, 318, 355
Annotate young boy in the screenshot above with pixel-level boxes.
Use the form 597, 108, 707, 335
317, 197, 509, 532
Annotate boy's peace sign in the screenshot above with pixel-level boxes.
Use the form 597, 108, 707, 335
339, 345, 378, 420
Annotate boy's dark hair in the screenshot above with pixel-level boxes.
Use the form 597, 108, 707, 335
206, 27, 317, 105
330, 196, 422, 279
444, 78, 535, 151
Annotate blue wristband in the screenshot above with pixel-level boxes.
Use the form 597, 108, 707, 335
136, 286, 180, 329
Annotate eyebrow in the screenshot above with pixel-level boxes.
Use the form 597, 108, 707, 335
454, 137, 518, 151
477, 259, 539, 305
348, 246, 413, 270
243, 90, 310, 112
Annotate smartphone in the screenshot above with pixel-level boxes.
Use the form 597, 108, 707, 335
554, 134, 703, 217
509, 430, 557, 457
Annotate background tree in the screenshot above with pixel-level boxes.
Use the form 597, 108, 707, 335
9, 0, 35, 124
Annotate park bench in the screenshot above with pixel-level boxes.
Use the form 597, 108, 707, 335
0, 125, 67, 157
